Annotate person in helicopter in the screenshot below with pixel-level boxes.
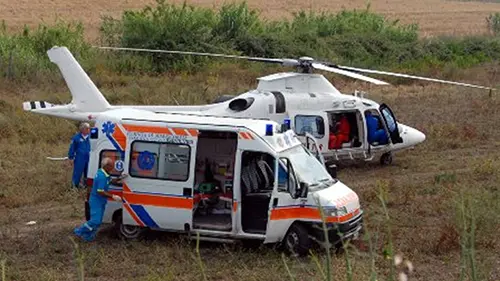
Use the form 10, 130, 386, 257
365, 111, 389, 145
328, 114, 351, 149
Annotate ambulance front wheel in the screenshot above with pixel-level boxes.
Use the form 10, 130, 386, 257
284, 223, 312, 257
113, 212, 146, 240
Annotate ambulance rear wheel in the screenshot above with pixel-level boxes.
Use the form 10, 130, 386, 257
113, 212, 145, 240
380, 153, 392, 165
284, 223, 311, 257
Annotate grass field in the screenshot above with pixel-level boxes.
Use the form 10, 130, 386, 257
1, 0, 500, 280
2, 0, 500, 40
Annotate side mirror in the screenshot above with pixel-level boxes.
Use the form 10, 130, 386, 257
299, 182, 309, 198
327, 163, 337, 178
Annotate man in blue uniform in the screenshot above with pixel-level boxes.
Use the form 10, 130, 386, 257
365, 111, 389, 145
74, 157, 127, 242
68, 122, 91, 188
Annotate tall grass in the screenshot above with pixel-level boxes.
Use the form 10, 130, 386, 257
0, 20, 90, 81
98, 0, 500, 74
487, 13, 500, 35
1, 1, 500, 80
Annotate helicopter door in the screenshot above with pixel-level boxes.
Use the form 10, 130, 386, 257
289, 112, 328, 152
304, 132, 325, 166
379, 104, 403, 144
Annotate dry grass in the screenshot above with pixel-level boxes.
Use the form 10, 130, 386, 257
1, 61, 500, 280
2, 0, 500, 41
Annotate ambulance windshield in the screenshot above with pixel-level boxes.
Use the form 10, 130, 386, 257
280, 145, 336, 190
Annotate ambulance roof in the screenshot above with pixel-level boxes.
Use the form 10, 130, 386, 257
98, 108, 301, 152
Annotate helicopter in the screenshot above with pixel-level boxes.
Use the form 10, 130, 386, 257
23, 46, 495, 167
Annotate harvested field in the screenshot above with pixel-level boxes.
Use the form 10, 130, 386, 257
2, 0, 500, 40
1, 62, 500, 280
1, 0, 500, 280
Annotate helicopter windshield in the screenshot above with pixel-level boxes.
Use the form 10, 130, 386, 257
279, 145, 336, 191
381, 107, 397, 132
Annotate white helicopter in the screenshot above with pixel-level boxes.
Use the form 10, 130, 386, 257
23, 46, 495, 167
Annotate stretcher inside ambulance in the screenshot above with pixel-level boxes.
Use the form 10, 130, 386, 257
85, 108, 363, 256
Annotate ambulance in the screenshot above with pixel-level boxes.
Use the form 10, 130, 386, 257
84, 108, 363, 256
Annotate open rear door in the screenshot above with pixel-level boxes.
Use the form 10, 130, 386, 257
304, 132, 325, 166
379, 103, 403, 144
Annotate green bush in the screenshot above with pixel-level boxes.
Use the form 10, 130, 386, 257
98, 0, 500, 75
1, 1, 500, 79
0, 20, 90, 80
487, 13, 500, 35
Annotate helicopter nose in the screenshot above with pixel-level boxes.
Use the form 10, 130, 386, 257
404, 126, 426, 147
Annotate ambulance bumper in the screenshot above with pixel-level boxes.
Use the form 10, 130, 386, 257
310, 212, 363, 246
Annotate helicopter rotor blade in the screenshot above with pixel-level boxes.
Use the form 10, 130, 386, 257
312, 63, 390, 85
333, 65, 496, 90
95, 46, 300, 66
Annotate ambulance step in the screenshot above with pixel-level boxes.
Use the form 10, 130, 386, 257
193, 214, 232, 231
190, 235, 236, 244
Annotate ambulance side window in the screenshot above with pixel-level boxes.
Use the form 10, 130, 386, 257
129, 141, 191, 181
99, 150, 124, 177
277, 163, 288, 192
277, 161, 296, 193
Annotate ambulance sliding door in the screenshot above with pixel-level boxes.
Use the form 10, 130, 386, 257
123, 134, 196, 231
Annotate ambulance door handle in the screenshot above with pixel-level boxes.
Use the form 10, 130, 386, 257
272, 198, 278, 207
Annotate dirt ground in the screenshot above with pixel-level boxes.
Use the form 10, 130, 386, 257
1, 0, 500, 279
1, 0, 500, 40
1, 61, 499, 280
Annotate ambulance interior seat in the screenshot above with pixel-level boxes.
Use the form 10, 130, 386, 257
241, 151, 274, 234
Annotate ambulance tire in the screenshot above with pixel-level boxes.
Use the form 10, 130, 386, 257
112, 211, 146, 240
284, 223, 311, 257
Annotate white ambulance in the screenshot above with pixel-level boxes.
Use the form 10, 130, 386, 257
85, 108, 363, 256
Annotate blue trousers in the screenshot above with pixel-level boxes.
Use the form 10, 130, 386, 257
72, 155, 89, 187
74, 197, 106, 241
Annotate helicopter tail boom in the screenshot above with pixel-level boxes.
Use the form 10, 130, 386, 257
22, 46, 113, 121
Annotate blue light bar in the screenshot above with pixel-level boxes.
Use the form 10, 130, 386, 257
283, 119, 291, 130
265, 124, 273, 136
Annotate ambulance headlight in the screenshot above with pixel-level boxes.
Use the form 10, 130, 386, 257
323, 206, 348, 217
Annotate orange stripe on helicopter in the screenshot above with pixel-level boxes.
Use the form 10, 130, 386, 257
233, 202, 238, 213
270, 207, 360, 223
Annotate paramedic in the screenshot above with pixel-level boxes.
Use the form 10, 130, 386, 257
328, 114, 350, 149
68, 122, 91, 188
365, 111, 388, 145
73, 158, 127, 242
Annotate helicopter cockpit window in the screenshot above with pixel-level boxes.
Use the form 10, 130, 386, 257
294, 115, 325, 139
364, 110, 390, 146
